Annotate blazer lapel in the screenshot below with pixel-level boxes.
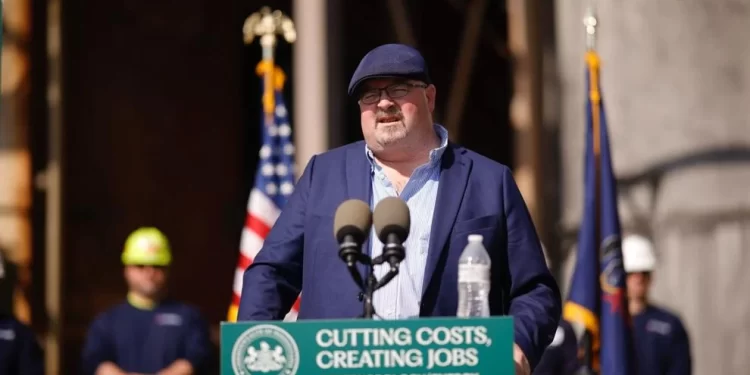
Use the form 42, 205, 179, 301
345, 144, 373, 279
345, 143, 372, 204
422, 144, 471, 296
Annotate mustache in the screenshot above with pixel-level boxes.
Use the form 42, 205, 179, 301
375, 109, 402, 121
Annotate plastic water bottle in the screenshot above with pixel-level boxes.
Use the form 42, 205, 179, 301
457, 234, 491, 317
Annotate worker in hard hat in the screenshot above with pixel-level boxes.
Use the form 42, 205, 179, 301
534, 318, 580, 375
0, 251, 45, 375
535, 242, 582, 375
0, 313, 45, 375
81, 227, 212, 375
623, 234, 692, 375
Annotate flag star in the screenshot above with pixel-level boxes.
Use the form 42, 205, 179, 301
259, 145, 272, 159
280, 182, 294, 196
283, 144, 295, 155
275, 105, 287, 117
262, 164, 275, 176
267, 125, 279, 136
276, 164, 289, 176
278, 124, 292, 137
265, 183, 278, 195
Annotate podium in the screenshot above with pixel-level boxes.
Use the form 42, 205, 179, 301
221, 316, 515, 375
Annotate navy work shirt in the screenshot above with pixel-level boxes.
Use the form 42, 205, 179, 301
633, 305, 692, 375
534, 319, 580, 375
0, 314, 44, 375
81, 300, 212, 375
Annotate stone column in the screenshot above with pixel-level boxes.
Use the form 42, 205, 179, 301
292, 0, 329, 175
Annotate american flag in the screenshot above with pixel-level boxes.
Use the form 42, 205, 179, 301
228, 63, 300, 322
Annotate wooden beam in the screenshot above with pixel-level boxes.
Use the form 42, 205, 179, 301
507, 0, 544, 234
444, 0, 509, 60
45, 0, 64, 372
443, 0, 488, 141
385, 0, 417, 47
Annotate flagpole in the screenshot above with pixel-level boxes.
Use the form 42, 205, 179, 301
585, 4, 601, 161
583, 3, 602, 374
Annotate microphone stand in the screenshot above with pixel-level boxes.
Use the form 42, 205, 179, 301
344, 244, 403, 320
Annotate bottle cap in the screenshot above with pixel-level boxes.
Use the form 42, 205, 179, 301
467, 234, 483, 243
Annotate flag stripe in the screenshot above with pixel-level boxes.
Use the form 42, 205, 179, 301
247, 188, 281, 226
233, 268, 246, 299
240, 228, 264, 259
283, 310, 298, 321
245, 214, 272, 241
237, 253, 252, 271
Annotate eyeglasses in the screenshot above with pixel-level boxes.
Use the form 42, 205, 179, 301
358, 83, 428, 104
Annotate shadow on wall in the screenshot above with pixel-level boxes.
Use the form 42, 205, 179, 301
555, 145, 750, 251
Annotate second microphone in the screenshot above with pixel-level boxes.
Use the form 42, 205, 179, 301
333, 196, 411, 271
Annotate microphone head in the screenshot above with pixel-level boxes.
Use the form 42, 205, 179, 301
373, 197, 410, 243
333, 199, 373, 244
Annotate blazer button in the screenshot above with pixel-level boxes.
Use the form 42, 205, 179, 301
357, 292, 364, 302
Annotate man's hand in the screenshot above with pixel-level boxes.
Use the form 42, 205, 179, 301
514, 343, 531, 375
95, 362, 127, 375
157, 359, 194, 375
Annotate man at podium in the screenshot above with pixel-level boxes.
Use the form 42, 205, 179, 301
237, 43, 562, 375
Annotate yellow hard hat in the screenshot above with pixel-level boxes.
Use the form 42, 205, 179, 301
121, 227, 172, 266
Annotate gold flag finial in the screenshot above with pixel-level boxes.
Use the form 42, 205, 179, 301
243, 7, 296, 48
242, 7, 296, 123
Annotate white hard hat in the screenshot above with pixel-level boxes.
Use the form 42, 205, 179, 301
622, 234, 657, 273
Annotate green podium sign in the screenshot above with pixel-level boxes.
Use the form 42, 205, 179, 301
221, 316, 514, 375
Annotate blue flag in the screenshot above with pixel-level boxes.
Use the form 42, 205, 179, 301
563, 51, 635, 374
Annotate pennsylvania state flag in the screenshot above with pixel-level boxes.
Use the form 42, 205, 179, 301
563, 50, 636, 374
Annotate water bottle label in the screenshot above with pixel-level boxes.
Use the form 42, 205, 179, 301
458, 264, 490, 283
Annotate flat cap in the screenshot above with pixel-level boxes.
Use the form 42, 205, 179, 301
348, 44, 431, 96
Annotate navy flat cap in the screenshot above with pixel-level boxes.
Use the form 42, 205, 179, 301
348, 44, 431, 96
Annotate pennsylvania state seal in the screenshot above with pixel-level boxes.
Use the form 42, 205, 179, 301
231, 324, 300, 375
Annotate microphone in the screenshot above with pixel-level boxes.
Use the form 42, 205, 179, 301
373, 197, 410, 270
333, 199, 372, 268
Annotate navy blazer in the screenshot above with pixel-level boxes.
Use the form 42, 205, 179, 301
238, 141, 561, 368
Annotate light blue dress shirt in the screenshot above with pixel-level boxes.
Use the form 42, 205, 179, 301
365, 124, 449, 319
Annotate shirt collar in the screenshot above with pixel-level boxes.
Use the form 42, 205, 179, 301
127, 292, 157, 311
365, 123, 449, 169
